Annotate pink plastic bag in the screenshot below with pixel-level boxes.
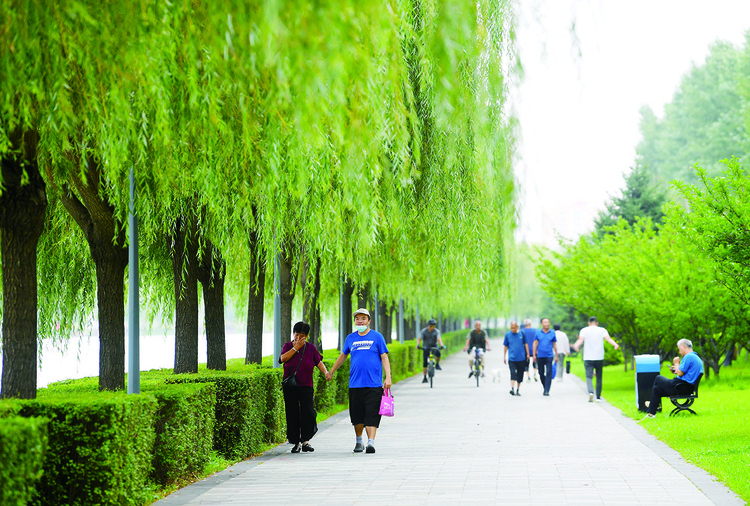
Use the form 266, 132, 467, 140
379, 387, 394, 417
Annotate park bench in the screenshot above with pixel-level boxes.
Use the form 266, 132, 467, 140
668, 372, 703, 416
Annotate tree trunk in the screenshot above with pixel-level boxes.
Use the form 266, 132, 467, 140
198, 240, 226, 370
0, 129, 46, 399
278, 247, 296, 345
357, 283, 370, 312
342, 279, 354, 334
59, 157, 128, 391
302, 256, 322, 351
245, 229, 265, 364
378, 299, 391, 343
171, 213, 199, 374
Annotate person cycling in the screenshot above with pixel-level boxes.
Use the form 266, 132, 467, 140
417, 318, 446, 383
463, 320, 491, 378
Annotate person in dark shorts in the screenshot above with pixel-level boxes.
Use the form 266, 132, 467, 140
503, 320, 529, 396
463, 320, 491, 377
417, 318, 445, 383
521, 319, 537, 381
327, 308, 392, 454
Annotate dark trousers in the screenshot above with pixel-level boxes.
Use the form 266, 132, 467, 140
584, 360, 604, 399
647, 375, 691, 415
283, 386, 317, 444
537, 357, 554, 394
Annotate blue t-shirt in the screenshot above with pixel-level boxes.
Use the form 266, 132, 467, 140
679, 351, 703, 384
521, 328, 536, 359
534, 329, 557, 358
503, 331, 527, 362
343, 329, 389, 388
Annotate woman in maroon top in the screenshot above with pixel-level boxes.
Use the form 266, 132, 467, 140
279, 321, 328, 453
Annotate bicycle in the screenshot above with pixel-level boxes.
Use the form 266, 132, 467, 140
469, 347, 486, 387
418, 345, 445, 388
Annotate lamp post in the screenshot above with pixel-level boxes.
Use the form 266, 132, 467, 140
127, 168, 140, 394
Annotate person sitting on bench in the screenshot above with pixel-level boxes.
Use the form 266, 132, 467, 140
641, 339, 703, 420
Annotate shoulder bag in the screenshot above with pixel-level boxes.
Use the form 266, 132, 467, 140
281, 343, 306, 388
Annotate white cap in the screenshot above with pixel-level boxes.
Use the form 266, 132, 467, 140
353, 308, 371, 318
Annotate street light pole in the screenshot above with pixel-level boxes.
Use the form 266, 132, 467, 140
127, 167, 140, 394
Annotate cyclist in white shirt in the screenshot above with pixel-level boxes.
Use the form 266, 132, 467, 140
573, 316, 619, 402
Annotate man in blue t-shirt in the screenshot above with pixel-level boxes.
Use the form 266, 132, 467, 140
642, 339, 704, 419
503, 320, 529, 396
533, 318, 558, 396
521, 319, 537, 381
328, 308, 392, 454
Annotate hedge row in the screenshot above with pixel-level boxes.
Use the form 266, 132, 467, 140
0, 416, 48, 506
0, 329, 470, 505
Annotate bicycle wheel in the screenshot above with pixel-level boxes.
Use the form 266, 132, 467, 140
428, 362, 435, 378
476, 369, 480, 387
429, 374, 433, 388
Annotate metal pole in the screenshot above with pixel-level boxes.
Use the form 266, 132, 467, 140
373, 292, 379, 333
398, 298, 405, 344
415, 304, 420, 339
273, 252, 282, 368
339, 280, 345, 349
127, 168, 140, 395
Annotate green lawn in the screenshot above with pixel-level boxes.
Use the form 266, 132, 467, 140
570, 352, 750, 502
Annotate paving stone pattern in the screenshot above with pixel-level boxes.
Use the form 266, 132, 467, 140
157, 338, 743, 505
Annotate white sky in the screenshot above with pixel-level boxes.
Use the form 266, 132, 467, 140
513, 0, 750, 248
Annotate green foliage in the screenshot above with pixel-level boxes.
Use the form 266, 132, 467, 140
149, 383, 216, 487
0, 416, 48, 506
536, 217, 741, 375
570, 355, 750, 502
594, 165, 666, 235
672, 159, 750, 309
18, 393, 157, 506
636, 40, 749, 189
0, 0, 520, 354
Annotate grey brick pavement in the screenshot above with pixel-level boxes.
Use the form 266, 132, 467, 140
156, 338, 743, 505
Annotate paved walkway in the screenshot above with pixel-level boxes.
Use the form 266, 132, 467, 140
157, 338, 743, 505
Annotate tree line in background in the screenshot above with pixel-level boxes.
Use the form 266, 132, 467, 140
0, 0, 519, 399
534, 34, 750, 378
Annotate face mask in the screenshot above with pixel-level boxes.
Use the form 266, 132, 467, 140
355, 325, 368, 333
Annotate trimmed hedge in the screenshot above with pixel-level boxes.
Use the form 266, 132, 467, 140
19, 393, 158, 506
148, 382, 216, 486
0, 416, 48, 506
165, 364, 284, 460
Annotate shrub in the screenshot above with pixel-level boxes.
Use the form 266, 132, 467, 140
19, 393, 157, 506
0, 416, 48, 506
148, 382, 216, 486
166, 365, 275, 459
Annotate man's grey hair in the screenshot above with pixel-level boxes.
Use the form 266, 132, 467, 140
474, 320, 482, 326
510, 320, 518, 326
523, 318, 532, 326
677, 338, 693, 349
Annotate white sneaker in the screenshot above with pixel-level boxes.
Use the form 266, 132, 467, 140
638, 413, 656, 423
588, 393, 594, 402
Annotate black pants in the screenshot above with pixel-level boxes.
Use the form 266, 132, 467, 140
283, 386, 317, 444
538, 357, 553, 394
647, 375, 692, 415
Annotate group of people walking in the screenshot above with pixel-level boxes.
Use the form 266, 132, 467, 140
279, 311, 703, 454
280, 308, 390, 455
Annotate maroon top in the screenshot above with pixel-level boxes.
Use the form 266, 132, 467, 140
281, 342, 323, 387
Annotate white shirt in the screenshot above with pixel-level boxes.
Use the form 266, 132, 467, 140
555, 330, 570, 355
578, 326, 610, 361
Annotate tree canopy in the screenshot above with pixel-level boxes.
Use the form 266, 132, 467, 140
0, 0, 520, 395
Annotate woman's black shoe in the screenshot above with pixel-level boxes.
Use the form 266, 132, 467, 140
301, 443, 314, 452
291, 443, 301, 453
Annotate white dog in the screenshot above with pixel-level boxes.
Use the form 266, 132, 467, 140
490, 368, 502, 383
